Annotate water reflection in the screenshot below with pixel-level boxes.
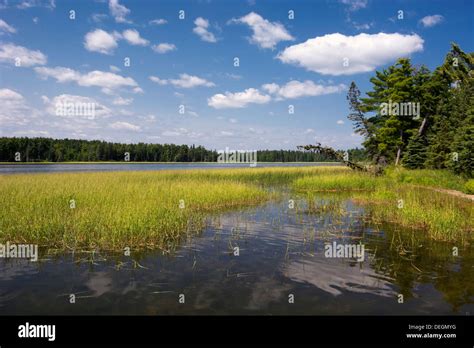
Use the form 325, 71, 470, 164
0, 195, 472, 315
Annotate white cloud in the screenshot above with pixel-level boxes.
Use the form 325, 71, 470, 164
112, 96, 133, 105
122, 29, 149, 46
110, 121, 140, 131
16, 0, 55, 10
420, 15, 444, 28
161, 128, 202, 138
0, 19, 16, 33
43, 94, 112, 118
109, 0, 131, 23
149, 76, 168, 85
13, 130, 50, 136
208, 88, 271, 109
152, 43, 176, 54
0, 43, 47, 67
149, 18, 167, 25
262, 80, 346, 99
277, 32, 424, 75
337, 120, 345, 125
35, 66, 139, 93
0, 88, 31, 125
339, 0, 368, 11
149, 73, 215, 88
84, 29, 120, 54
231, 12, 294, 49
34, 66, 80, 83
193, 17, 217, 43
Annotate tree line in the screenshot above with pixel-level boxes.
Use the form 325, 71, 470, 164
0, 137, 367, 163
347, 43, 473, 178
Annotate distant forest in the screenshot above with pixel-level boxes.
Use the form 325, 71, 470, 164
0, 137, 368, 163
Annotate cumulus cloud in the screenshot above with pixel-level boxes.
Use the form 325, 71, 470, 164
109, 0, 131, 23
149, 18, 167, 25
112, 96, 133, 105
193, 17, 217, 43
110, 121, 140, 131
231, 12, 294, 49
420, 15, 444, 28
0, 88, 31, 125
122, 29, 149, 46
0, 19, 16, 33
262, 80, 346, 99
149, 74, 215, 88
208, 88, 271, 109
84, 29, 120, 54
0, 42, 47, 67
277, 32, 424, 75
43, 94, 112, 118
152, 43, 176, 54
35, 66, 139, 94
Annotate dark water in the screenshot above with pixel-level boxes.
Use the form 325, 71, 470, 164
0, 193, 472, 315
0, 162, 339, 174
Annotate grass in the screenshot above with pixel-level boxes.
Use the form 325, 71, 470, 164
0, 171, 270, 251
384, 167, 468, 192
293, 170, 473, 243
0, 166, 349, 251
1, 165, 472, 250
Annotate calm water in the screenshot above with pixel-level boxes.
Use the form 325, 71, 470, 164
0, 162, 339, 174
1, 193, 472, 315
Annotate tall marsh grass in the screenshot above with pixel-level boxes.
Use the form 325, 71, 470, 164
293, 170, 473, 243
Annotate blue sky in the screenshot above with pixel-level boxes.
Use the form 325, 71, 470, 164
0, 0, 472, 150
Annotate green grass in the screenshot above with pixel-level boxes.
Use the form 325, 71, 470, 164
0, 166, 349, 251
0, 171, 270, 251
293, 169, 473, 243
1, 166, 472, 250
293, 172, 380, 192
384, 167, 468, 192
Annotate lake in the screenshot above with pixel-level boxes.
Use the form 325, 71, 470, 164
0, 188, 472, 315
0, 162, 340, 174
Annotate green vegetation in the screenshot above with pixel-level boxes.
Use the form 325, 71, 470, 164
0, 137, 367, 163
347, 44, 473, 178
0, 171, 268, 251
293, 169, 473, 243
0, 166, 349, 251
465, 180, 474, 194
1, 166, 471, 251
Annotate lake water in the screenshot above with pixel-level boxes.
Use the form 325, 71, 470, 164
0, 162, 339, 174
0, 191, 472, 315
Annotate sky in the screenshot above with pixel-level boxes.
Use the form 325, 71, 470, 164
0, 0, 472, 151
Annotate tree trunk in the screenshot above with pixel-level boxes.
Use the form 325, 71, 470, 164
418, 117, 427, 135
395, 147, 401, 166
